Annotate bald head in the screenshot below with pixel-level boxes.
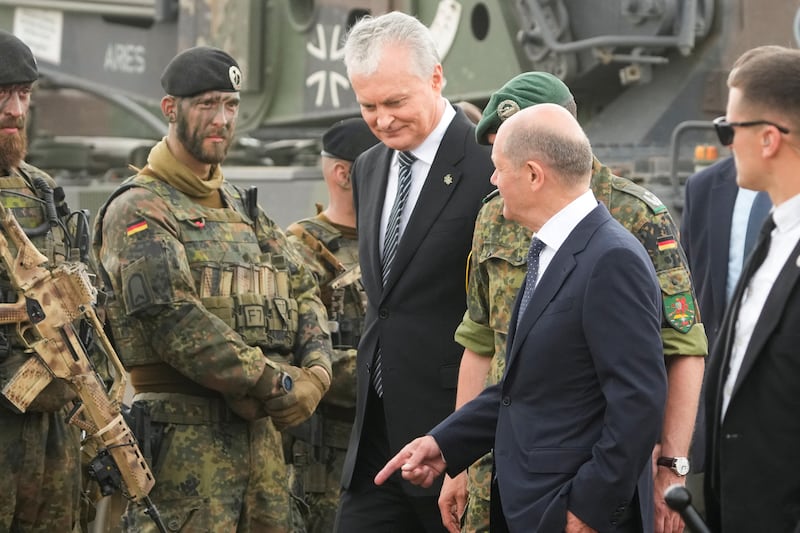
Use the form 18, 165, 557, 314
496, 103, 593, 189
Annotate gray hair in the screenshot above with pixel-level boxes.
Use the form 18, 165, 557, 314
502, 124, 593, 188
343, 11, 440, 80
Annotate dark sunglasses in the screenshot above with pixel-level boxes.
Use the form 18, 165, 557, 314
713, 116, 790, 146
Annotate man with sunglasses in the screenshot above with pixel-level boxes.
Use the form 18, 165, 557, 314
704, 45, 800, 533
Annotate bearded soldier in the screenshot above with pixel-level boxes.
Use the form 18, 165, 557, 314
93, 46, 333, 532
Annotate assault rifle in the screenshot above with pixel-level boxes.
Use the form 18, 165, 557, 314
0, 203, 166, 532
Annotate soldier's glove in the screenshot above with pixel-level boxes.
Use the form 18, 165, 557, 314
226, 396, 268, 421
230, 361, 288, 420
28, 378, 78, 412
264, 365, 330, 431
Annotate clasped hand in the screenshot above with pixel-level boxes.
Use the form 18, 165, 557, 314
264, 364, 328, 430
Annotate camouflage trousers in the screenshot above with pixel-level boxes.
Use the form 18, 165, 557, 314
122, 393, 291, 533
463, 451, 492, 533
288, 416, 352, 533
0, 406, 82, 532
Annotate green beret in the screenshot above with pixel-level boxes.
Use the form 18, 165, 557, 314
322, 118, 379, 162
0, 30, 38, 86
476, 72, 573, 145
161, 46, 242, 97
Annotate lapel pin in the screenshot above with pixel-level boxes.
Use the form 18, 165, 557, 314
443, 174, 453, 185
796, 254, 800, 268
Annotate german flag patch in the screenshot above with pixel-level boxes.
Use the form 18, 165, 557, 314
126, 219, 148, 237
657, 235, 677, 251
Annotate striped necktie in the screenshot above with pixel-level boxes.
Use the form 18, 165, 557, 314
373, 150, 416, 397
381, 150, 416, 285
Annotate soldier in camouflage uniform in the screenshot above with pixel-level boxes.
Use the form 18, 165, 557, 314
92, 47, 332, 533
284, 117, 378, 533
438, 73, 708, 533
0, 31, 83, 532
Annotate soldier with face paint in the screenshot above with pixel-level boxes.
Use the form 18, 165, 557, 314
93, 46, 333, 532
0, 29, 84, 533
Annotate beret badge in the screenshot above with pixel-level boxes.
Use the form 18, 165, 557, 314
229, 65, 242, 91
497, 99, 521, 122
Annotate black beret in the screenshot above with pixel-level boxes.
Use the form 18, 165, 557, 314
0, 30, 38, 86
160, 46, 242, 97
322, 118, 380, 162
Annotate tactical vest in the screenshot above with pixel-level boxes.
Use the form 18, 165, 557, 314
288, 217, 364, 350
0, 165, 74, 387
0, 165, 69, 269
100, 175, 299, 368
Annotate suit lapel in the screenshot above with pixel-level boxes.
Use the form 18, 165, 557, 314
358, 147, 392, 299
731, 238, 800, 396
506, 204, 606, 367
381, 111, 469, 295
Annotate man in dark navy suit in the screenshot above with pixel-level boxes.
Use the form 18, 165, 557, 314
377, 103, 667, 533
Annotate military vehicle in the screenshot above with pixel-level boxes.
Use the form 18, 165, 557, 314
1, 0, 799, 226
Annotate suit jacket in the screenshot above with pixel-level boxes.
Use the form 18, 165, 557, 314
433, 204, 667, 532
681, 156, 738, 347
681, 156, 738, 471
704, 230, 800, 533
340, 107, 494, 495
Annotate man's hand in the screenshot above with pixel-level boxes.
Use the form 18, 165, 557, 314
264, 365, 329, 430
566, 510, 597, 533
653, 467, 686, 533
375, 435, 446, 488
652, 444, 687, 533
438, 472, 467, 533
226, 396, 266, 421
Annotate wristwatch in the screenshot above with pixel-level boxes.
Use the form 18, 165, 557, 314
278, 371, 294, 393
657, 456, 690, 476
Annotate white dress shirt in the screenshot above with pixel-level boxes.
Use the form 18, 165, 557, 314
532, 189, 599, 289
379, 100, 455, 255
722, 192, 800, 419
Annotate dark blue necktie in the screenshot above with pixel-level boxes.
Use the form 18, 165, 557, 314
743, 191, 771, 260
373, 150, 416, 397
516, 237, 546, 328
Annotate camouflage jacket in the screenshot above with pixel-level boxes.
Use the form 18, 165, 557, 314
287, 213, 362, 409
455, 158, 707, 385
92, 147, 331, 400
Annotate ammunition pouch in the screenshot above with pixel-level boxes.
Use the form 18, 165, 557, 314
196, 258, 299, 352
107, 256, 301, 368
